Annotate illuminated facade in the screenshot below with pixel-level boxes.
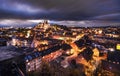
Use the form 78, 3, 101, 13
25, 45, 62, 72
116, 44, 120, 50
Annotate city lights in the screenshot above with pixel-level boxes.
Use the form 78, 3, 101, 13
0, 20, 120, 76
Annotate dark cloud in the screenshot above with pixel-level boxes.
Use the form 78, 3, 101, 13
0, 0, 120, 21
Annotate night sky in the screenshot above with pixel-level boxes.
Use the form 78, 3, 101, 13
0, 0, 120, 26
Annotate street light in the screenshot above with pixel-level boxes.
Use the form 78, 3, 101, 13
109, 48, 115, 52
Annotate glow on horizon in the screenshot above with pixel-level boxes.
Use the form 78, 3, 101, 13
27, 20, 50, 23
0, 19, 120, 27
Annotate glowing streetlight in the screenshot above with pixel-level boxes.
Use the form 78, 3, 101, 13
109, 48, 115, 52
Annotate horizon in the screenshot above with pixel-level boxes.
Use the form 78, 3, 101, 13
0, 19, 120, 27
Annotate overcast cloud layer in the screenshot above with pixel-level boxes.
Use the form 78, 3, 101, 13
0, 0, 120, 27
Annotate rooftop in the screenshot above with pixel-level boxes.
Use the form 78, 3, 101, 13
0, 46, 34, 61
